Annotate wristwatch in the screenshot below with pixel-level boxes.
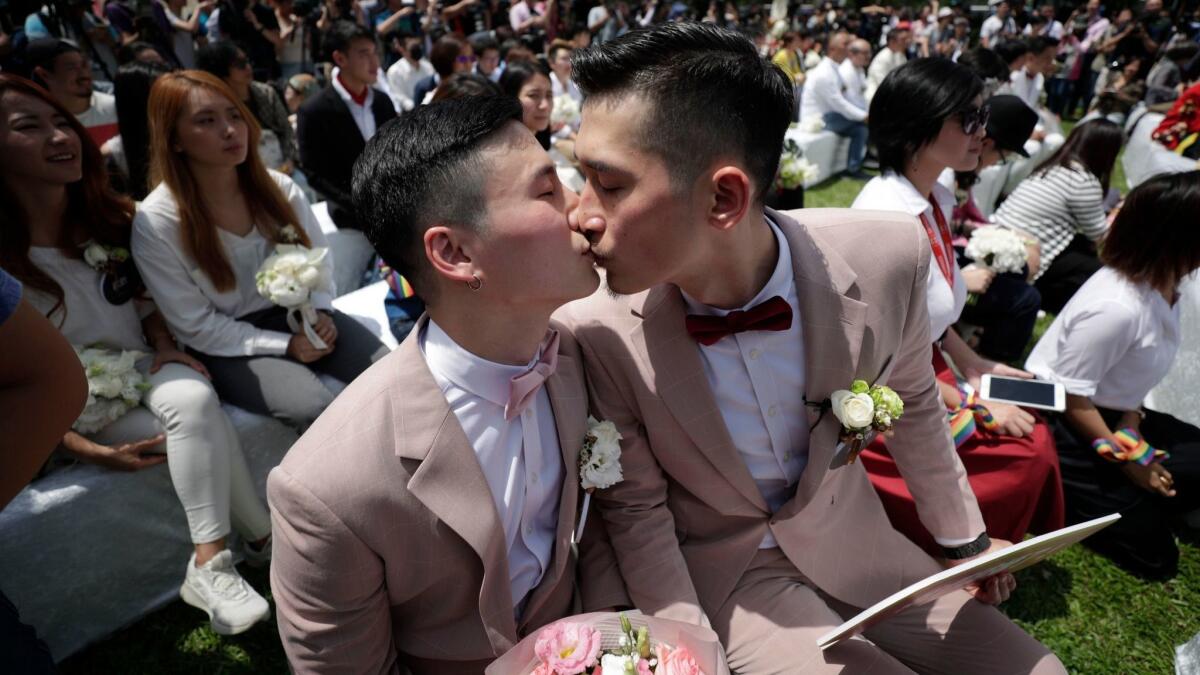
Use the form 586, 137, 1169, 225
941, 532, 991, 560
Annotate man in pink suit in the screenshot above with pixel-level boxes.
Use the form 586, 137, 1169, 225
267, 96, 629, 674
557, 23, 1067, 674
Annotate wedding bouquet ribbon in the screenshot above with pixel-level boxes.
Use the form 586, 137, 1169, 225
286, 304, 328, 350
1093, 427, 1169, 465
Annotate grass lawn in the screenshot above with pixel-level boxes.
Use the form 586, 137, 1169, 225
61, 153, 1196, 674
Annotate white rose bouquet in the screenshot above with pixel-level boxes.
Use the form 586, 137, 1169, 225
255, 226, 333, 349
964, 225, 1028, 275
776, 139, 818, 191
829, 379, 904, 465
552, 94, 582, 130
797, 116, 825, 134
573, 416, 623, 544
73, 347, 150, 433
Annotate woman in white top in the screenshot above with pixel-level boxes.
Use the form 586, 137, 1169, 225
0, 74, 273, 635
1026, 171, 1200, 580
852, 59, 1065, 551
133, 71, 387, 431
992, 119, 1123, 313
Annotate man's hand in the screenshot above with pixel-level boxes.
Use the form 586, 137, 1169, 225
962, 356, 1033, 394
946, 537, 1017, 604
1122, 462, 1175, 497
987, 401, 1036, 438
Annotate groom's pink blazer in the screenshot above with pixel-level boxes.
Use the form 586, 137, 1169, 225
268, 317, 630, 674
557, 207, 987, 624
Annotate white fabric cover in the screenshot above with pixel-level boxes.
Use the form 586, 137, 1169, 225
784, 126, 850, 187
1121, 112, 1198, 190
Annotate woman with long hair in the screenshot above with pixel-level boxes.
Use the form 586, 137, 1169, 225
105, 59, 172, 199
852, 58, 1064, 553
132, 70, 387, 431
0, 73, 273, 634
992, 119, 1124, 313
499, 59, 553, 150
1027, 171, 1200, 579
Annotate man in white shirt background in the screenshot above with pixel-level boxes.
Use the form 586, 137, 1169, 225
386, 29, 435, 111
1005, 35, 1065, 194
839, 37, 871, 112
980, 0, 1019, 48
799, 31, 870, 179
865, 22, 909, 103
1024, 3, 1064, 39
25, 39, 119, 148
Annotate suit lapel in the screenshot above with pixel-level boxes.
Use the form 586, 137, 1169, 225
630, 286, 770, 512
519, 349, 585, 625
770, 208, 868, 511
393, 318, 518, 652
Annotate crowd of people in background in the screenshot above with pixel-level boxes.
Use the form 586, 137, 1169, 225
1, 0, 1200, 667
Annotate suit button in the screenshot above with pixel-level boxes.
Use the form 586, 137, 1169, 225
768, 405, 778, 417
749, 348, 761, 360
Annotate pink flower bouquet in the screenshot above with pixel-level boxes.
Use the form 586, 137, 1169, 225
487, 612, 729, 675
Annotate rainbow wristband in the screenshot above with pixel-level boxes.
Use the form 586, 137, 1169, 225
1092, 428, 1169, 466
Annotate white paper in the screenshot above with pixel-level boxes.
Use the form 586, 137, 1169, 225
818, 513, 1122, 650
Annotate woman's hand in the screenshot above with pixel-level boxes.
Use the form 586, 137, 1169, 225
1122, 462, 1175, 498
962, 265, 996, 294
313, 311, 338, 347
986, 401, 1036, 438
65, 432, 167, 472
962, 356, 1034, 394
287, 333, 333, 363
151, 347, 210, 379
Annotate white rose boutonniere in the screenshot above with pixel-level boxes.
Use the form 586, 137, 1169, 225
829, 379, 905, 465
573, 416, 623, 544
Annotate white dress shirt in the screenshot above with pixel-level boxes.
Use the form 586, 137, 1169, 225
1009, 67, 1044, 110
865, 47, 907, 103
838, 59, 868, 111
852, 171, 966, 341
681, 219, 807, 549
386, 57, 435, 111
799, 57, 867, 123
550, 71, 582, 103
330, 68, 379, 142
421, 320, 564, 609
1026, 268, 1181, 412
132, 170, 334, 357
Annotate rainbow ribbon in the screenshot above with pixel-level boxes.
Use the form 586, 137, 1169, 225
1093, 427, 1169, 466
946, 385, 1001, 447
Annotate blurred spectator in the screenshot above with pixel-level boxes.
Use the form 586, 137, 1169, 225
218, 0, 283, 80
839, 37, 870, 112
865, 21, 908, 103
1086, 56, 1145, 125
1024, 4, 1063, 39
156, 0, 216, 68
283, 72, 320, 132
104, 0, 140, 46
547, 39, 580, 101
23, 0, 120, 80
105, 60, 173, 199
498, 59, 552, 148
297, 21, 396, 230
271, 0, 308, 79
25, 39, 119, 147
1145, 43, 1199, 107
116, 40, 168, 65
799, 32, 869, 179
386, 29, 435, 110
471, 34, 501, 81
980, 0, 1019, 48
413, 34, 474, 105
197, 41, 298, 172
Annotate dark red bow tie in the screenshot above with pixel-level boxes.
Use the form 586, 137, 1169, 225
685, 296, 794, 346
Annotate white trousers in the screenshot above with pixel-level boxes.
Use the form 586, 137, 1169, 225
89, 362, 272, 545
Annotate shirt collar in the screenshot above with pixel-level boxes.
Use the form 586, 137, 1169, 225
422, 319, 547, 408
876, 170, 956, 219
681, 216, 794, 317
331, 67, 373, 108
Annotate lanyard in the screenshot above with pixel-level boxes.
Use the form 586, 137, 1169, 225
919, 199, 956, 288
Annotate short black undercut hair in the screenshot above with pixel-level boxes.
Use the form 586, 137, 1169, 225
571, 22, 793, 201
352, 96, 524, 300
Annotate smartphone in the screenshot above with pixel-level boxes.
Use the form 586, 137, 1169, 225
979, 375, 1066, 412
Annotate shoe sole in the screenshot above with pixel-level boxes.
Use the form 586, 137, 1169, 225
179, 582, 269, 636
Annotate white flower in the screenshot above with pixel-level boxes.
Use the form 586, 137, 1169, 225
551, 94, 581, 128
799, 116, 825, 134
279, 225, 301, 243
256, 245, 332, 309
600, 653, 639, 675
964, 225, 1028, 274
72, 346, 148, 433
831, 390, 875, 430
778, 154, 818, 190
580, 416, 623, 490
83, 242, 109, 269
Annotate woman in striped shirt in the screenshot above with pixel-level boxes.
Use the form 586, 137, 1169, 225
993, 119, 1124, 313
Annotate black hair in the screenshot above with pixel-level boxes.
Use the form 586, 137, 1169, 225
571, 22, 792, 200
957, 47, 1010, 82
22, 38, 81, 81
113, 60, 171, 199
116, 40, 162, 65
1103, 171, 1200, 292
993, 40, 1029, 66
1026, 35, 1058, 55
1031, 118, 1123, 194
869, 57, 984, 175
352, 97, 524, 301
469, 35, 500, 55
499, 59, 552, 149
433, 72, 503, 101
195, 41, 244, 79
325, 20, 374, 60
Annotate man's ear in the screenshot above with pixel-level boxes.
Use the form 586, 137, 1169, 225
707, 165, 753, 233
331, 50, 348, 71
31, 66, 52, 88
424, 224, 478, 285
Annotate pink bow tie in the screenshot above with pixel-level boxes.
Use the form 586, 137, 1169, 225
505, 330, 560, 421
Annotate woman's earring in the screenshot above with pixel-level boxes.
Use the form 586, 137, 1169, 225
466, 275, 483, 291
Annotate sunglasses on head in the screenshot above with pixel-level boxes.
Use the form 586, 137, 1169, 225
456, 54, 477, 64
959, 104, 990, 135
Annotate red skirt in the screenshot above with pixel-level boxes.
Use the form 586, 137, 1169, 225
860, 348, 1065, 554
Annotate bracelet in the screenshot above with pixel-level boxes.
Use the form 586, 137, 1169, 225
941, 532, 991, 560
1092, 428, 1168, 465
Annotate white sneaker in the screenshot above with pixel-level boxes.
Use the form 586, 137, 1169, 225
242, 535, 272, 569
180, 550, 270, 635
